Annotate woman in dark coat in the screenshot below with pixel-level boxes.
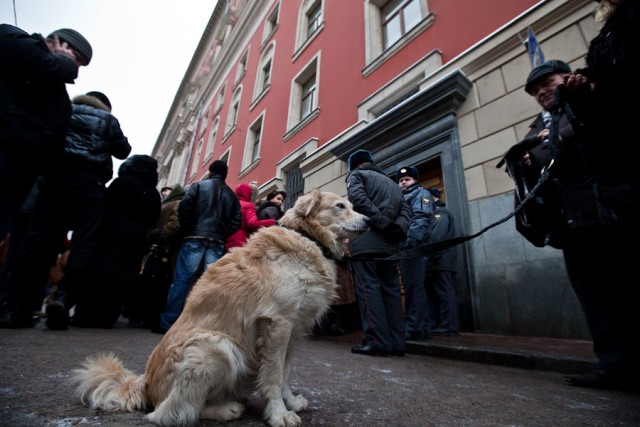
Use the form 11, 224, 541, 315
256, 190, 286, 221
129, 184, 185, 329
72, 155, 161, 328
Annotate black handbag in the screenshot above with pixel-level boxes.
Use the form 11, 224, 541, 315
139, 244, 171, 279
498, 137, 566, 249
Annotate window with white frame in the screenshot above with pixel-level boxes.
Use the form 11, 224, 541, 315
216, 84, 226, 112
262, 3, 279, 44
287, 55, 319, 130
254, 43, 275, 101
225, 86, 242, 135
363, 0, 432, 73
307, 2, 322, 38
235, 50, 248, 83
262, 61, 272, 92
190, 138, 204, 177
382, 0, 421, 49
294, 0, 323, 54
300, 75, 316, 119
242, 114, 264, 170
205, 116, 219, 160
219, 151, 231, 170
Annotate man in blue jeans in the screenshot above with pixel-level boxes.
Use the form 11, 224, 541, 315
153, 160, 241, 334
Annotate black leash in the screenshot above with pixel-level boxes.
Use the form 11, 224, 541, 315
371, 96, 566, 262
377, 165, 551, 261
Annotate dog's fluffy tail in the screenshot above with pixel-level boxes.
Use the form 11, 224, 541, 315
70, 352, 148, 412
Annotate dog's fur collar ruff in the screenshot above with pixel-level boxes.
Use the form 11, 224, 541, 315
280, 224, 334, 259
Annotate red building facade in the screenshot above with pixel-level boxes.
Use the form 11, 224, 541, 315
153, 0, 598, 339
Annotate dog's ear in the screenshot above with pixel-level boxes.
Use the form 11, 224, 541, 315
294, 189, 322, 217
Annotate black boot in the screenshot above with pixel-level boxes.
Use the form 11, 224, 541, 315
0, 302, 36, 329
45, 291, 70, 330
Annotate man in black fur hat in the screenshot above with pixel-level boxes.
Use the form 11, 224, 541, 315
346, 149, 411, 357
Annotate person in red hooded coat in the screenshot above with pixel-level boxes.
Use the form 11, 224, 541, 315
224, 183, 276, 251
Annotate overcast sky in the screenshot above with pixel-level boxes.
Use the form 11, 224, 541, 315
1, 0, 217, 162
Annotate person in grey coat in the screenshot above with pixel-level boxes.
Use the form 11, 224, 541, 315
346, 149, 411, 357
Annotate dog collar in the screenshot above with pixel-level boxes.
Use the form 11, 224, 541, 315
280, 225, 334, 259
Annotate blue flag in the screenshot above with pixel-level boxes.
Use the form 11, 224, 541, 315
526, 27, 545, 68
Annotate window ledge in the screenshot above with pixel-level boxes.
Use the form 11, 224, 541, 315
222, 124, 237, 144
363, 13, 434, 78
250, 84, 270, 111
292, 22, 324, 63
284, 107, 319, 142
260, 25, 279, 52
239, 157, 261, 178
233, 70, 246, 88
202, 153, 213, 166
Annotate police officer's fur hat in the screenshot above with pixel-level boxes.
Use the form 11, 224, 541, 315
396, 166, 419, 182
347, 149, 373, 171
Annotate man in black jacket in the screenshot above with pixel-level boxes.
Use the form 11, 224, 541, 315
346, 149, 411, 357
0, 24, 92, 239
154, 160, 241, 334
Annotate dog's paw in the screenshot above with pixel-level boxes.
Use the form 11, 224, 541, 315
285, 393, 308, 412
201, 400, 245, 421
267, 410, 302, 427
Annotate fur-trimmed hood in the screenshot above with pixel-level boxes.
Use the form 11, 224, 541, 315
72, 94, 111, 113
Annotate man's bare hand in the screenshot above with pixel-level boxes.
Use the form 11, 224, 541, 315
45, 35, 82, 66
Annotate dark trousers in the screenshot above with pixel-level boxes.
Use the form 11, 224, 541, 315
425, 269, 459, 333
0, 150, 39, 239
350, 258, 405, 352
2, 175, 106, 312
562, 224, 640, 378
399, 256, 431, 337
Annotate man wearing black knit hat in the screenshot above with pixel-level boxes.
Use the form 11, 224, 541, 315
154, 160, 242, 334
0, 23, 92, 244
47, 28, 93, 66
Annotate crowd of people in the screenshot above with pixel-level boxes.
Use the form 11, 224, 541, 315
0, 9, 469, 351
0, 0, 636, 395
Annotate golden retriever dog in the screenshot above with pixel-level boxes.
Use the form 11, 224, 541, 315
71, 189, 369, 427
